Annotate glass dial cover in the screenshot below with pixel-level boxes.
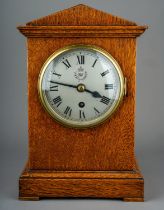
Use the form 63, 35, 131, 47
38, 45, 124, 128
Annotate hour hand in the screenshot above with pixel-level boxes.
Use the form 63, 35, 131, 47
90, 91, 102, 98
76, 84, 102, 98
85, 89, 102, 98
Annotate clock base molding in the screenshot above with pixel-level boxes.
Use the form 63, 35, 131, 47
19, 165, 144, 202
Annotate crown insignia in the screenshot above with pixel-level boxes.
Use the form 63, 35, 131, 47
74, 66, 87, 81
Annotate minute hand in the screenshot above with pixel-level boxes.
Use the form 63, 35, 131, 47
50, 81, 77, 89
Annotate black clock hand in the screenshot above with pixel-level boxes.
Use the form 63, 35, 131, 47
85, 89, 102, 98
50, 81, 102, 98
50, 81, 77, 89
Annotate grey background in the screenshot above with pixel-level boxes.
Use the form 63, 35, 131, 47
0, 0, 164, 209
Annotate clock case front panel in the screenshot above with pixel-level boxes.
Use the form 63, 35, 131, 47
18, 4, 147, 201
28, 37, 134, 171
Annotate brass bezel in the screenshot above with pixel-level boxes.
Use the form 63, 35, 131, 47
38, 44, 125, 129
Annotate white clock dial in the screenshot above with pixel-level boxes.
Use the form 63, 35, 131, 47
38, 45, 124, 128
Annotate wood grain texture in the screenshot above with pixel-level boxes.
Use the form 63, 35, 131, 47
27, 37, 136, 171
18, 4, 147, 201
26, 4, 137, 26
18, 5, 147, 38
18, 25, 147, 38
21, 170, 143, 179
19, 165, 144, 201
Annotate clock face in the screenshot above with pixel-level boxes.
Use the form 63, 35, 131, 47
38, 45, 124, 128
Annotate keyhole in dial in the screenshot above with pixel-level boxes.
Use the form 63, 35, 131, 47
79, 102, 85, 108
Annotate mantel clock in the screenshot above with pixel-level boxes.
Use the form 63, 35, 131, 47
18, 4, 147, 201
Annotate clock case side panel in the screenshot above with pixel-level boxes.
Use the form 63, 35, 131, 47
26, 37, 137, 171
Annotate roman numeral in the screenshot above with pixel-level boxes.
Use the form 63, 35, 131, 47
94, 107, 100, 114
101, 70, 109, 77
77, 55, 85, 65
100, 96, 110, 105
105, 84, 113, 89
50, 85, 58, 91
64, 106, 72, 117
53, 72, 61, 78
92, 59, 98, 68
62, 59, 71, 68
50, 81, 58, 91
53, 96, 62, 107
79, 110, 85, 119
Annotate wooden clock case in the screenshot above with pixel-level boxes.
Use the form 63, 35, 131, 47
18, 4, 147, 201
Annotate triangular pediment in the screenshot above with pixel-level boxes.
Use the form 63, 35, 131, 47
27, 4, 137, 26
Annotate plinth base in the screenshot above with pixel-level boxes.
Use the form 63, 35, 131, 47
19, 168, 144, 201
19, 165, 144, 201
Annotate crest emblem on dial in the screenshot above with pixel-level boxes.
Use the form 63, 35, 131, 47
74, 66, 87, 81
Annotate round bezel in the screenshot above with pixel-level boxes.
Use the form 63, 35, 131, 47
38, 44, 125, 129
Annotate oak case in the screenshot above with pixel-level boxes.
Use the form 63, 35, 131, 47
18, 4, 147, 201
